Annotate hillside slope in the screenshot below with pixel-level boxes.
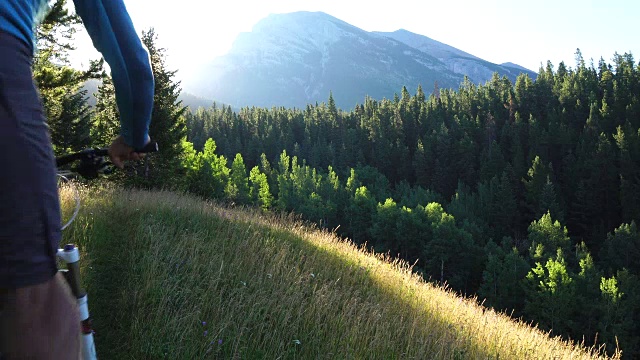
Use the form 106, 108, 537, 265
61, 186, 616, 359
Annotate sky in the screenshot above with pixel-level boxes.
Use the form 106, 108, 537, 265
69, 0, 639, 82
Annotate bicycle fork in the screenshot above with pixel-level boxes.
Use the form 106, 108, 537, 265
57, 244, 97, 360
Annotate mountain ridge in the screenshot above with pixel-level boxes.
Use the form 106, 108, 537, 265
375, 28, 537, 86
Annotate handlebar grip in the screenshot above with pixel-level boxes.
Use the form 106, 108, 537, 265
93, 141, 158, 157
137, 141, 159, 153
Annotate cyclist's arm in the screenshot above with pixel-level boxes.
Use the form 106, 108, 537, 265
72, 0, 153, 150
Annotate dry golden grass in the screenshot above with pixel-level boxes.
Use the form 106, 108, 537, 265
59, 185, 618, 359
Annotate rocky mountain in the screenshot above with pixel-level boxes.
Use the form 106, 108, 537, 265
185, 12, 535, 110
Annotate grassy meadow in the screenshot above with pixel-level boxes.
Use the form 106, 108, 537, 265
58, 185, 619, 359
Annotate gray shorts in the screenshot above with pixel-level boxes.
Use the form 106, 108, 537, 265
0, 32, 61, 288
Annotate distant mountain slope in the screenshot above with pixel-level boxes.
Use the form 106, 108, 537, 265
81, 79, 219, 111
501, 61, 537, 72
376, 29, 537, 85
179, 92, 216, 111
185, 12, 536, 110
81, 78, 101, 107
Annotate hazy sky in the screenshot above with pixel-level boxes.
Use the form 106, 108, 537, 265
70, 0, 639, 81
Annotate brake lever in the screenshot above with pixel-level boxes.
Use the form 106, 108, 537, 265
102, 161, 115, 175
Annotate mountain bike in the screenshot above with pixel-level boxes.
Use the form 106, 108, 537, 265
55, 142, 158, 360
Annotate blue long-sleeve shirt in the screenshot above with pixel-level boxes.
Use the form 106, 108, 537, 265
0, 0, 153, 149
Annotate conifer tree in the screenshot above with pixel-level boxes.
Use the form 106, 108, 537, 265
479, 240, 529, 313
422, 202, 484, 292
523, 156, 562, 221
201, 139, 229, 199
524, 249, 576, 336
249, 166, 273, 210
91, 77, 119, 146
227, 153, 250, 204
615, 124, 640, 223
344, 186, 376, 244
603, 270, 640, 357
601, 222, 640, 275
370, 198, 401, 253
33, 0, 101, 154
527, 212, 571, 263
135, 28, 187, 187
571, 248, 602, 342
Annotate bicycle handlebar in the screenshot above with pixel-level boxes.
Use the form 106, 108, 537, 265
55, 141, 159, 178
56, 141, 158, 167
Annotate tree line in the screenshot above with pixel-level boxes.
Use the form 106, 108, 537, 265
41, 2, 640, 356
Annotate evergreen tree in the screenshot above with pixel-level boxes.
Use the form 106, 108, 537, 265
33, 0, 101, 154
608, 270, 640, 357
524, 249, 576, 336
344, 186, 376, 244
601, 222, 640, 275
527, 212, 571, 263
227, 153, 250, 204
413, 138, 432, 188
135, 29, 187, 187
394, 204, 430, 261
201, 139, 230, 199
422, 202, 484, 293
249, 166, 273, 210
492, 169, 518, 239
479, 240, 529, 313
523, 156, 561, 221
572, 248, 602, 342
181, 139, 206, 196
370, 198, 401, 254
91, 77, 120, 146
49, 89, 92, 152
276, 150, 294, 211
615, 125, 640, 223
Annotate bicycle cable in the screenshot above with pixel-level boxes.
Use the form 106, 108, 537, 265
58, 173, 81, 230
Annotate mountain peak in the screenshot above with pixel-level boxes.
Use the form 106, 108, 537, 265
186, 11, 536, 109
253, 11, 356, 33
232, 10, 364, 57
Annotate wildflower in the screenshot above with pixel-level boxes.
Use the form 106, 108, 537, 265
203, 330, 208, 336
201, 321, 207, 326
218, 339, 223, 345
